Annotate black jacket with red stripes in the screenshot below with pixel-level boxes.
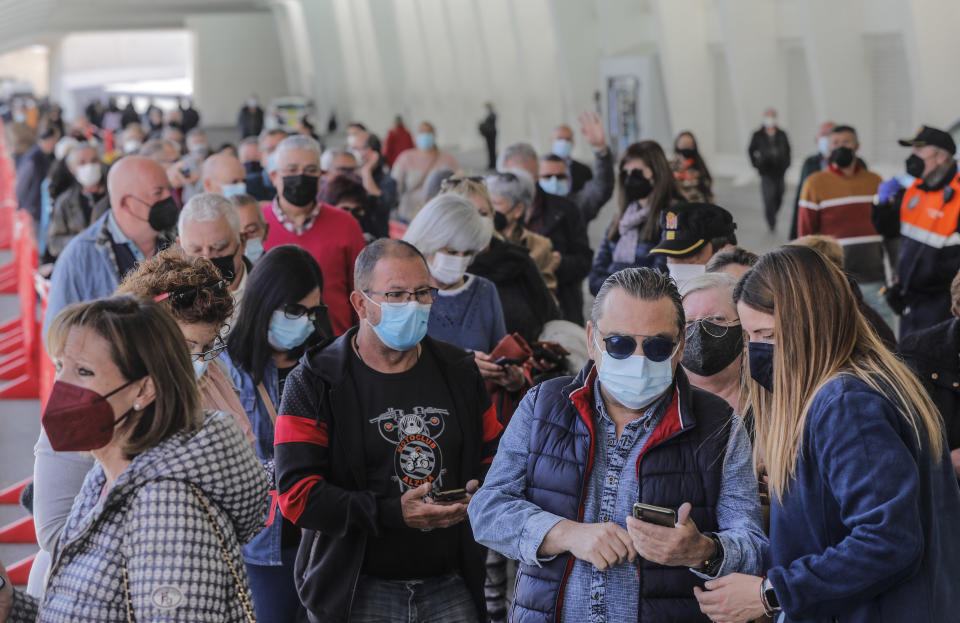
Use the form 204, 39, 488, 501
274, 327, 501, 622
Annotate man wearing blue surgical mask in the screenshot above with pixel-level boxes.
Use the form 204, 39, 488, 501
551, 122, 592, 194
246, 128, 288, 201
391, 121, 459, 221
274, 238, 502, 623
543, 112, 615, 223
201, 152, 248, 198
470, 267, 766, 623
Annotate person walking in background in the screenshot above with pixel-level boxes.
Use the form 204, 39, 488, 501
238, 94, 265, 139
748, 108, 791, 232
479, 102, 497, 171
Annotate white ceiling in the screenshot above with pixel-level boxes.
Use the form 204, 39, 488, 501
0, 0, 272, 54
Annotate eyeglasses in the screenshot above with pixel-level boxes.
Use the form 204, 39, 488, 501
365, 288, 439, 305
155, 280, 228, 308
684, 318, 740, 339
281, 303, 328, 322
597, 331, 679, 362
190, 338, 227, 362
492, 171, 518, 182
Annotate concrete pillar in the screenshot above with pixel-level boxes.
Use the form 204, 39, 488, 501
903, 0, 960, 128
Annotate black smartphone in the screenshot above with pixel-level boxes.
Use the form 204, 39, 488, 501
432, 488, 467, 502
494, 357, 523, 367
632, 502, 676, 527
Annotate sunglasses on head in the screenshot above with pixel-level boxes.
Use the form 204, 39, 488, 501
154, 280, 228, 308
441, 176, 484, 190
599, 333, 678, 362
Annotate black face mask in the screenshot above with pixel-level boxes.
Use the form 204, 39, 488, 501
682, 322, 743, 377
905, 154, 926, 179
748, 341, 774, 393
282, 174, 319, 207
243, 161, 262, 176
493, 211, 508, 232
143, 196, 178, 232
677, 148, 697, 160
623, 169, 653, 202
829, 146, 855, 168
209, 251, 238, 284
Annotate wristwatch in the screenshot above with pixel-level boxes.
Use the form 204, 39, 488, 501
762, 577, 781, 612
699, 533, 724, 576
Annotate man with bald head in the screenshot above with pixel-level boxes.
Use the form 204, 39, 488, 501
202, 152, 247, 197
44, 155, 176, 334
551, 123, 593, 195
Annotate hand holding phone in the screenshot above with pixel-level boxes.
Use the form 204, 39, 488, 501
493, 357, 523, 367
430, 488, 468, 503
632, 502, 677, 527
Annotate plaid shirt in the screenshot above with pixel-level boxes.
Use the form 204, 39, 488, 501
271, 200, 321, 235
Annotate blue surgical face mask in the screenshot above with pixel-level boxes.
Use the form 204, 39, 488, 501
221, 182, 247, 198
363, 293, 431, 352
552, 139, 573, 160
415, 132, 435, 150
748, 341, 774, 393
266, 151, 278, 174
817, 136, 830, 157
539, 175, 570, 197
244, 236, 265, 263
193, 358, 210, 381
268, 310, 315, 351
594, 336, 675, 410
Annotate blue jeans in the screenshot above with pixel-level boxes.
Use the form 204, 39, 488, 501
349, 573, 479, 623
246, 546, 302, 623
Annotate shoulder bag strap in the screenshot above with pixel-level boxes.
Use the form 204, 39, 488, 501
257, 381, 278, 425
121, 485, 258, 623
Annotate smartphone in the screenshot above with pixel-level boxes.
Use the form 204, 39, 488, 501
431, 488, 467, 502
494, 357, 523, 367
632, 502, 676, 527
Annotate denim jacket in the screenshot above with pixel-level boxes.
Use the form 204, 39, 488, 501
220, 351, 284, 566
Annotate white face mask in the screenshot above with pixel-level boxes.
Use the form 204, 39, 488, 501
75, 162, 102, 187
763, 116, 776, 129
430, 252, 472, 286
667, 262, 706, 290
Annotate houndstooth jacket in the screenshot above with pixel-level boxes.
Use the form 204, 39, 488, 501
9, 411, 269, 622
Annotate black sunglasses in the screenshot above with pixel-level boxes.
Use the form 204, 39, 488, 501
442, 176, 485, 189
155, 280, 228, 308
281, 303, 328, 322
601, 334, 677, 362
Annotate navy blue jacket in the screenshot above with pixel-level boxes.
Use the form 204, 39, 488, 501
15, 143, 54, 221
767, 375, 960, 622
511, 365, 728, 623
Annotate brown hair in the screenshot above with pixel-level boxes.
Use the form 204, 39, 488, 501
789, 235, 844, 269
610, 140, 683, 243
734, 246, 943, 499
46, 295, 202, 458
116, 247, 234, 330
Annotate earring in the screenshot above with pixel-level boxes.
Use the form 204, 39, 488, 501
134, 403, 141, 411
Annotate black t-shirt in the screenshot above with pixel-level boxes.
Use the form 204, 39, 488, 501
350, 345, 463, 580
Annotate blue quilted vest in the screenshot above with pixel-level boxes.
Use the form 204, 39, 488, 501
511, 364, 731, 623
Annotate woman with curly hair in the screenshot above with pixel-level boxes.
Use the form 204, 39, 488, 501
116, 247, 253, 438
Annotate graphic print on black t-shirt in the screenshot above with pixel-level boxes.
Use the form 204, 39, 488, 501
370, 405, 450, 492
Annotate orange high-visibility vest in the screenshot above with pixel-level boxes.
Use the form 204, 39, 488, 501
900, 175, 960, 249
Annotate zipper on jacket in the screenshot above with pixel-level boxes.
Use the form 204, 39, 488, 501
344, 536, 368, 621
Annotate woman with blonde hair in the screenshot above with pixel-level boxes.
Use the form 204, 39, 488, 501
695, 245, 960, 623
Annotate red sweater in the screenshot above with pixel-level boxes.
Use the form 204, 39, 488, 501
263, 202, 366, 335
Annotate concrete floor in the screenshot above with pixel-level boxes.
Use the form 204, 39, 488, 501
0, 147, 796, 583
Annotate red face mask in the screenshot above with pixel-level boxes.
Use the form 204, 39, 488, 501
41, 379, 138, 452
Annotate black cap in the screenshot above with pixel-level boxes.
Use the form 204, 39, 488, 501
650, 203, 737, 258
898, 125, 956, 154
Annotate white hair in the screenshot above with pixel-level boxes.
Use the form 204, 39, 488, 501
486, 168, 536, 208
403, 194, 493, 256
320, 148, 354, 172
65, 143, 97, 168
496, 142, 538, 171
679, 272, 738, 300
275, 135, 321, 162
178, 192, 241, 238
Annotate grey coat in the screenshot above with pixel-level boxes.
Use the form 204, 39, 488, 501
10, 412, 269, 622
46, 184, 107, 261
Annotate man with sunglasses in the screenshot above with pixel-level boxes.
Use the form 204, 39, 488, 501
470, 267, 766, 623
275, 239, 502, 622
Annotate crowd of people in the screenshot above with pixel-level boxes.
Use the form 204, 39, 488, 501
0, 90, 958, 623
